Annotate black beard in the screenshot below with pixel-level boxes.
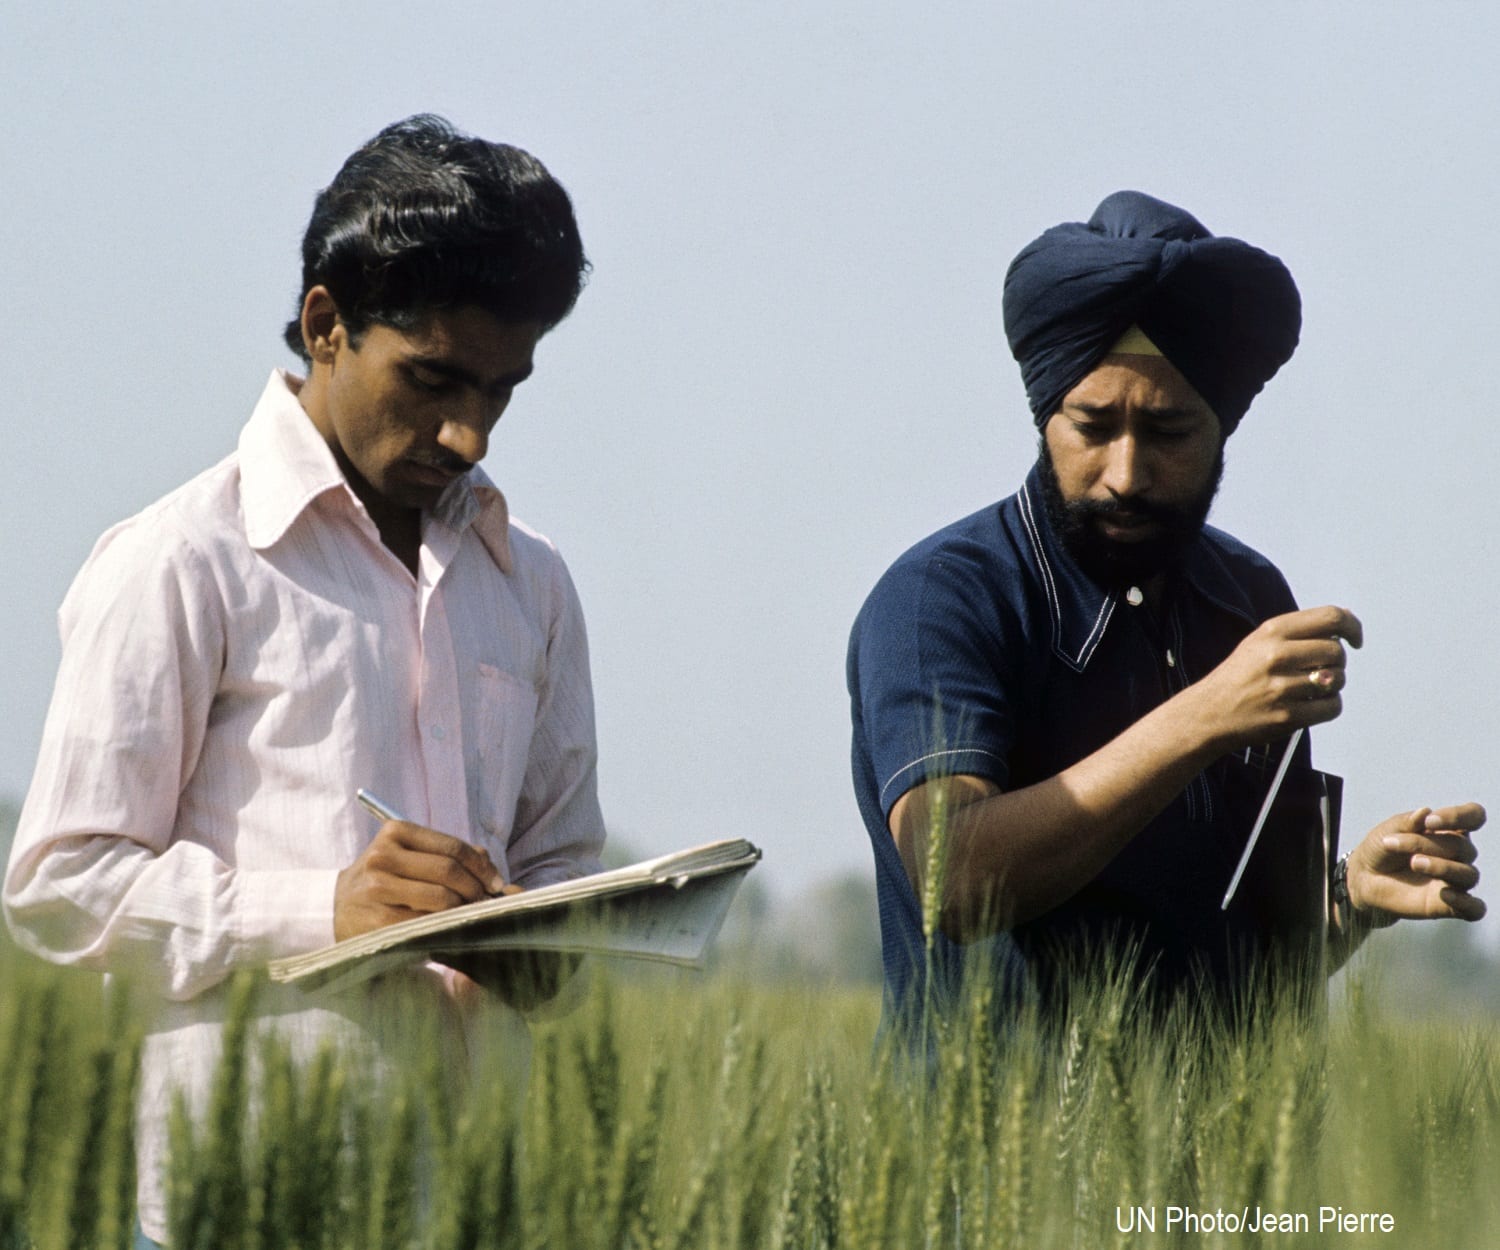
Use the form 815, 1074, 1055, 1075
1036, 439, 1224, 590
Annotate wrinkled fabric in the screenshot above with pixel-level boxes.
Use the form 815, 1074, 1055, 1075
847, 460, 1325, 1049
5, 370, 605, 1241
1002, 191, 1301, 433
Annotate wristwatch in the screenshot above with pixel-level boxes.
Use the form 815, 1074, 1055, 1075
1333, 853, 1397, 930
1332, 853, 1350, 909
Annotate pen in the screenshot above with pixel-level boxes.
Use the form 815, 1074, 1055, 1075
356, 788, 410, 825
357, 788, 517, 898
1221, 727, 1303, 910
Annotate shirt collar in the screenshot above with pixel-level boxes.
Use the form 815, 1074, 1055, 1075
435, 463, 514, 574
238, 369, 513, 574
1016, 460, 1258, 672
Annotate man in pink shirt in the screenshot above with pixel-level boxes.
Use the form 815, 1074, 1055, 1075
5, 115, 606, 1245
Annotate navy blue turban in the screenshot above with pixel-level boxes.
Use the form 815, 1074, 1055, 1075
1002, 191, 1301, 434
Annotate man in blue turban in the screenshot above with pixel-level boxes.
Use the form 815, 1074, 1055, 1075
848, 191, 1484, 1041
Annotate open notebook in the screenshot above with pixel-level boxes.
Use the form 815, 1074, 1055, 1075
267, 839, 762, 995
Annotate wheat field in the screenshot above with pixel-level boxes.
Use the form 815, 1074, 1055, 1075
1, 935, 1497, 1250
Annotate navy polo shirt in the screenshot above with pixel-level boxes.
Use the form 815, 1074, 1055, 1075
848, 461, 1320, 1035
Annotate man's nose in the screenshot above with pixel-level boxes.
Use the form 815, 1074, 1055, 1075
437, 419, 487, 466
436, 395, 507, 465
1101, 433, 1150, 498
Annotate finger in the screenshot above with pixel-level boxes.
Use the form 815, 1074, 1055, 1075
1422, 803, 1487, 833
1304, 670, 1344, 696
1296, 666, 1346, 696
1407, 854, 1481, 890
1382, 806, 1431, 837
452, 844, 508, 895
1382, 831, 1480, 866
372, 874, 477, 915
1278, 696, 1350, 735
1273, 638, 1349, 675
369, 904, 424, 928
368, 855, 484, 908
1360, 873, 1484, 921
369, 838, 499, 904
1271, 605, 1364, 648
346, 901, 425, 934
1284, 689, 1343, 730
1439, 887, 1487, 922
382, 822, 507, 894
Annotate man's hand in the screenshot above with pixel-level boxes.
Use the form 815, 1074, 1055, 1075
441, 951, 581, 1012
1189, 605, 1363, 751
1346, 803, 1486, 923
334, 820, 520, 941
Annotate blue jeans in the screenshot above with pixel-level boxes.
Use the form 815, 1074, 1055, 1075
134, 1219, 165, 1250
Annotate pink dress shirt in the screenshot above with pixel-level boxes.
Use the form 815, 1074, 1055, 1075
4, 370, 605, 1239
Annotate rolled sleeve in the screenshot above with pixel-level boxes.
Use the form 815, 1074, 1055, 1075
3, 517, 337, 999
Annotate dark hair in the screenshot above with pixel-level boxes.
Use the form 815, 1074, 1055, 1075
283, 114, 588, 359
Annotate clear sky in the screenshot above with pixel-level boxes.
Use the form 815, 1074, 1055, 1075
3, 2, 1497, 909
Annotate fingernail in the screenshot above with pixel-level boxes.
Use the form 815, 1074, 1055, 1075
489, 873, 506, 894
1382, 836, 1402, 850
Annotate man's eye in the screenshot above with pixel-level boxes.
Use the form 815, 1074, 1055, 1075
407, 368, 449, 393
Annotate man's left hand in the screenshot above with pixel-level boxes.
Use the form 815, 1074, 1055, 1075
442, 949, 581, 1012
1346, 803, 1486, 923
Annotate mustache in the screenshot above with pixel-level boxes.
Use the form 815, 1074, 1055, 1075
409, 454, 474, 475
1066, 494, 1194, 528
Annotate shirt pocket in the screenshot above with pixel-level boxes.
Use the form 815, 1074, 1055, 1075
471, 662, 539, 852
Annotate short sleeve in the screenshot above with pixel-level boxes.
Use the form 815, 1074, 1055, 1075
851, 545, 1020, 820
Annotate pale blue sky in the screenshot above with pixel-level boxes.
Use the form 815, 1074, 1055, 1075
3, 2, 1497, 905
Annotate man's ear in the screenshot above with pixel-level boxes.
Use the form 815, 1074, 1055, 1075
300, 286, 344, 364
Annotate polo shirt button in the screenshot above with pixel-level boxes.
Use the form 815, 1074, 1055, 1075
432, 725, 446, 741
1166, 649, 1176, 668
1125, 586, 1144, 607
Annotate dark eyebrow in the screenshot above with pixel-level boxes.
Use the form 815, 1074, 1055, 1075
407, 355, 534, 391
1139, 406, 1206, 424
1065, 402, 1117, 418
1067, 401, 1205, 424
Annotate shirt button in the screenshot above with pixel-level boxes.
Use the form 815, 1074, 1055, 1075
1125, 586, 1144, 607
432, 725, 446, 741
1166, 649, 1176, 668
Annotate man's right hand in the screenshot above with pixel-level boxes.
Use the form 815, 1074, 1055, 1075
1187, 605, 1364, 752
333, 821, 516, 941
888, 604, 1368, 939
